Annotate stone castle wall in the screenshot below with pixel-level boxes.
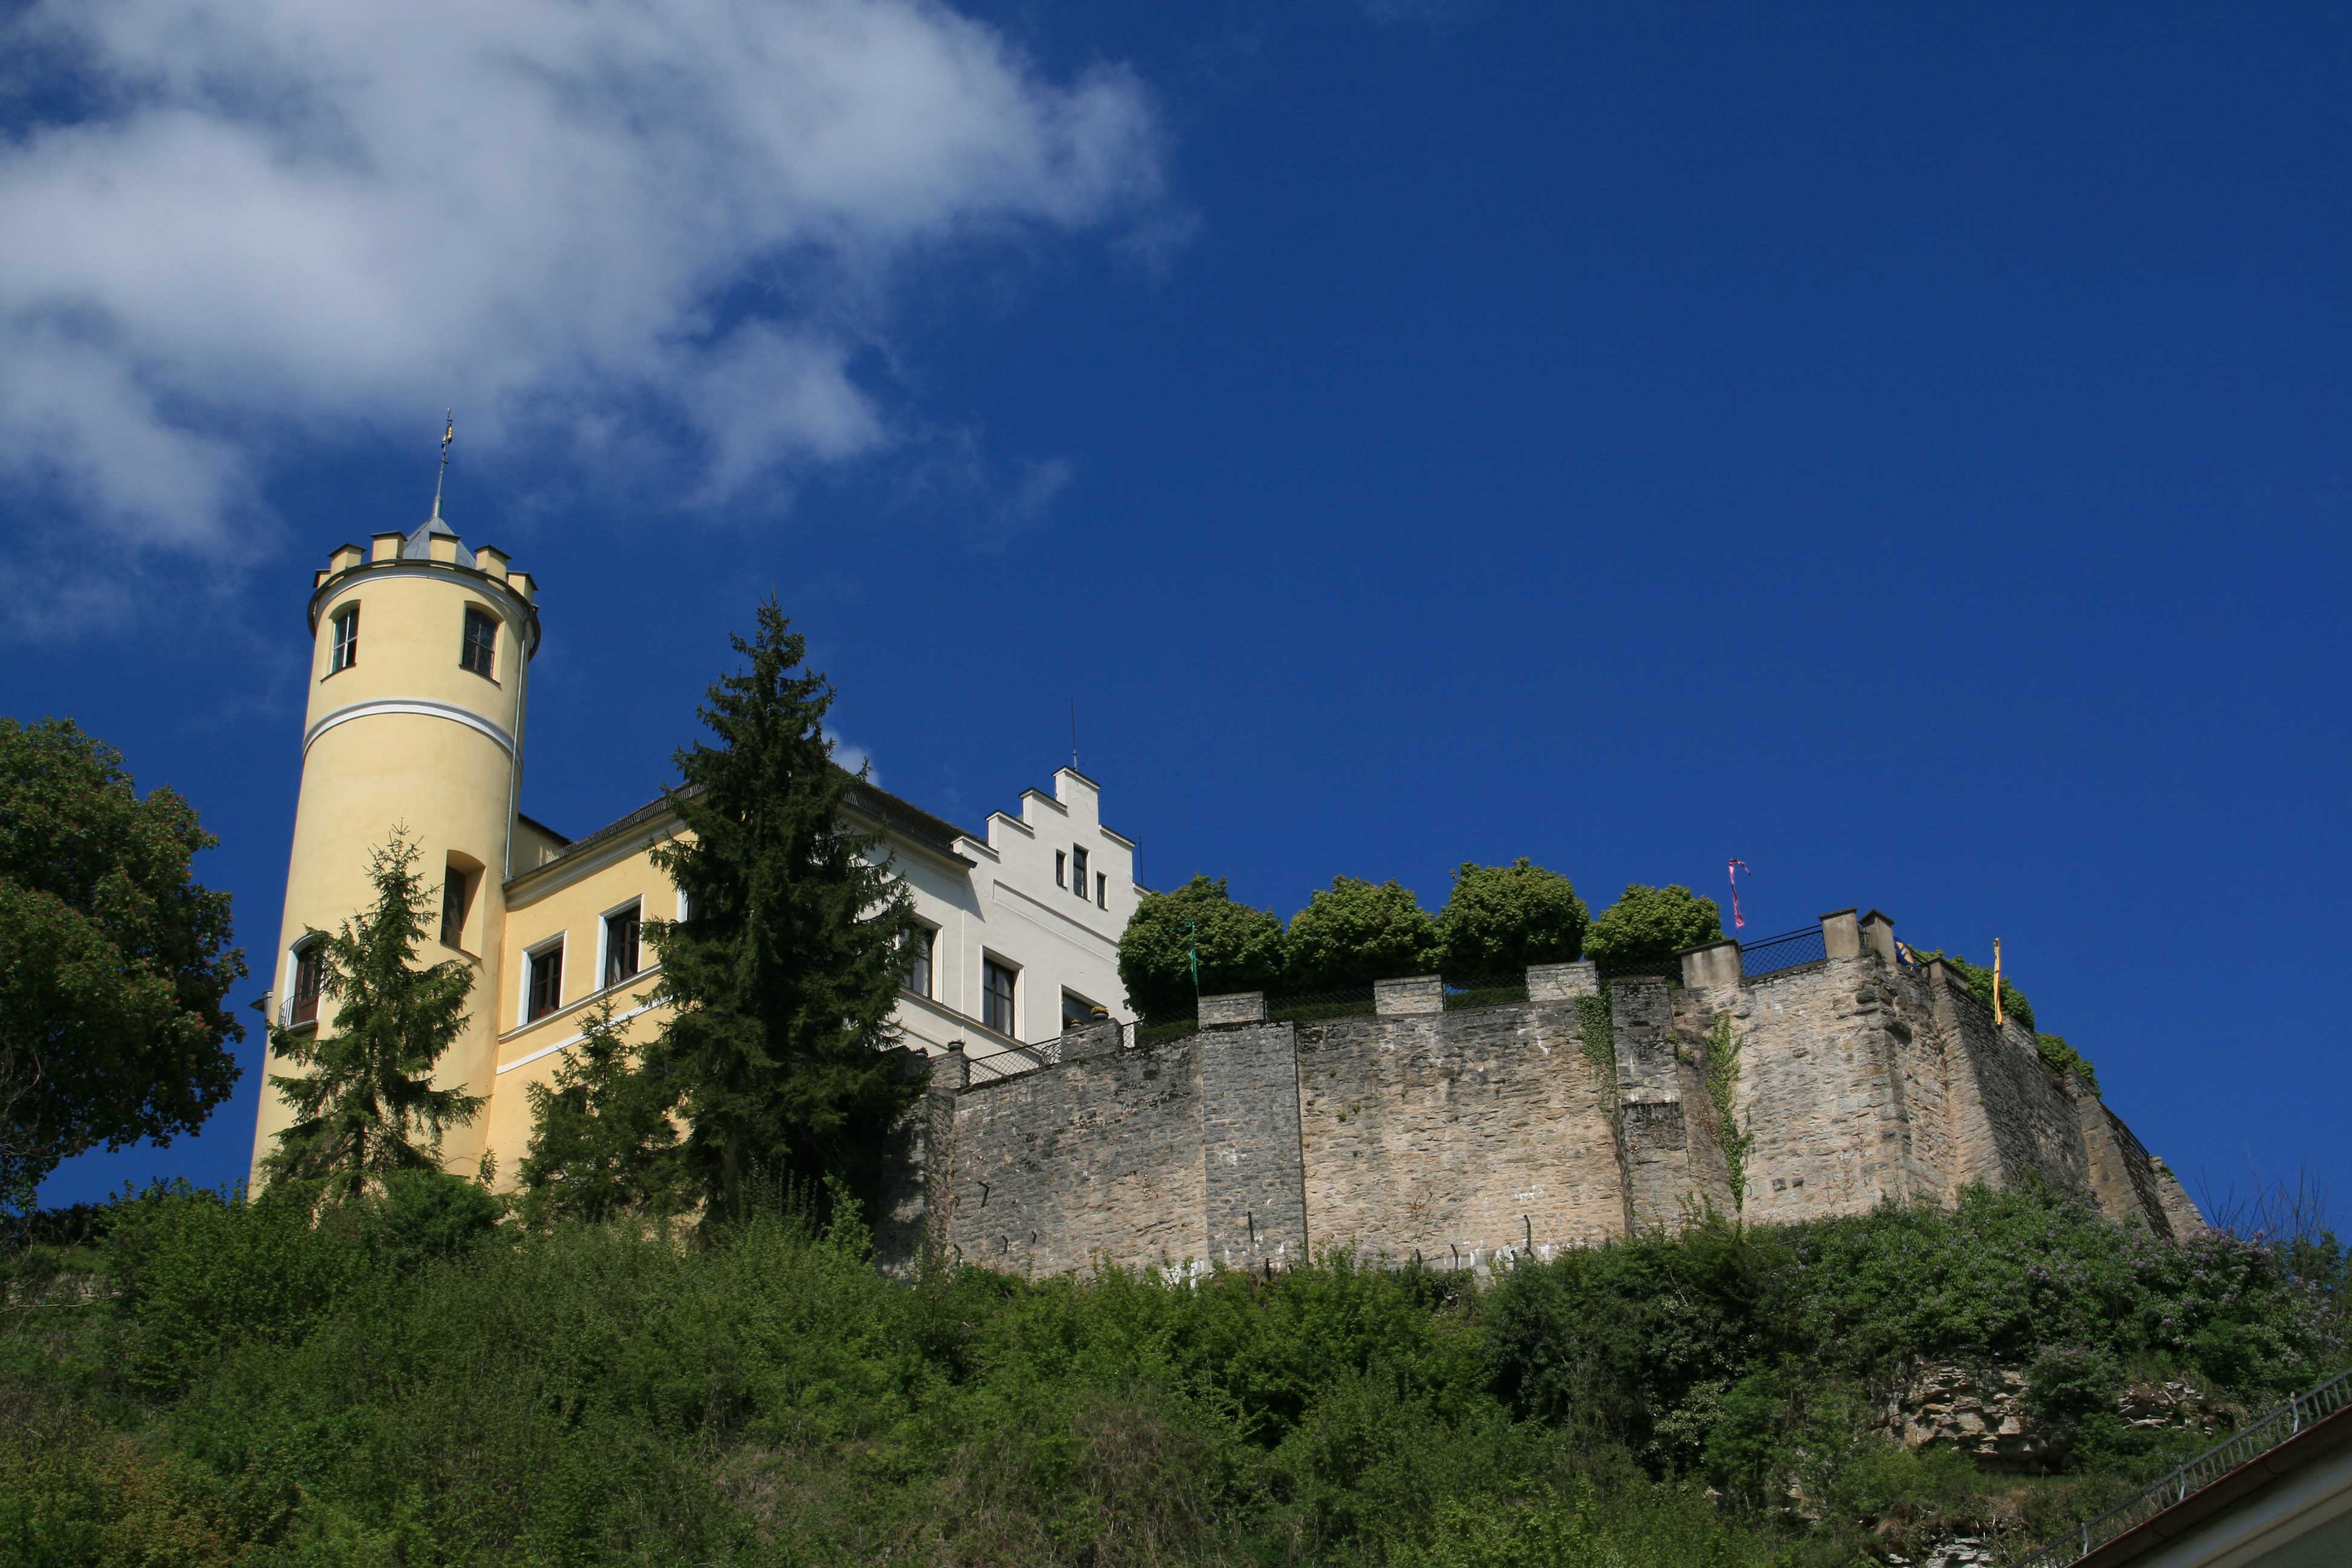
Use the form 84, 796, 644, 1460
884, 908, 2203, 1276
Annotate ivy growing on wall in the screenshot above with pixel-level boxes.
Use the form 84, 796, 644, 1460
1574, 993, 1616, 1102
1705, 1012, 1754, 1212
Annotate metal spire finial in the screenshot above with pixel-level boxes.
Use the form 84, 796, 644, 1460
430, 409, 454, 523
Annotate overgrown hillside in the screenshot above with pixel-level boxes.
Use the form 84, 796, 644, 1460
4, 1183, 2344, 1567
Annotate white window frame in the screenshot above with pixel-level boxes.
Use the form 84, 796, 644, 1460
283, 937, 325, 1028
981, 953, 1019, 1040
327, 604, 359, 675
1060, 988, 1103, 1034
902, 921, 938, 1001
521, 934, 566, 1025
596, 898, 644, 991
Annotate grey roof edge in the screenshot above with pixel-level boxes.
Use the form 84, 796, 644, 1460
503, 766, 979, 894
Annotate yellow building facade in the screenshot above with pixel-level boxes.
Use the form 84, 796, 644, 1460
250, 517, 1140, 1188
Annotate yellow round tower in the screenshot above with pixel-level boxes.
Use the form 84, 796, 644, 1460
249, 507, 540, 1185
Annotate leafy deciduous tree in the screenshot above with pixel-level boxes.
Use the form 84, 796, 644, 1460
517, 995, 685, 1227
1282, 876, 1438, 991
1116, 874, 1286, 1020
263, 830, 483, 1204
0, 717, 245, 1215
645, 598, 921, 1225
1584, 883, 1725, 973
1435, 858, 1589, 977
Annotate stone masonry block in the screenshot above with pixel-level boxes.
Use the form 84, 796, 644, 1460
1682, 939, 1741, 990
1201, 1022, 1308, 1271
1198, 991, 1267, 1026
1821, 909, 1862, 960
1526, 961, 1599, 1001
1374, 976, 1443, 1016
1860, 910, 1898, 967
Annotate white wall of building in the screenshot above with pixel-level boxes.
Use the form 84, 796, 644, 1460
890, 767, 1137, 1061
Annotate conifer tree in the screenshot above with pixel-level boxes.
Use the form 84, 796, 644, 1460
263, 830, 482, 1203
516, 995, 685, 1226
645, 598, 921, 1225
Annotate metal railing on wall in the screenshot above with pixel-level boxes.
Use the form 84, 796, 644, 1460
1737, 926, 1827, 978
2018, 1364, 2352, 1568
957, 1019, 1138, 1086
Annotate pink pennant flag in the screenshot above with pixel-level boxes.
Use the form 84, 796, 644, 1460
1727, 858, 1751, 930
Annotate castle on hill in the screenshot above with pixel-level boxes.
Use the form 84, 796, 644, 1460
880, 930, 2204, 1278
253, 511, 2205, 1269
249, 515, 1138, 1187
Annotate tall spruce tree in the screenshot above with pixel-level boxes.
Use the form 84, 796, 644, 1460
516, 995, 685, 1227
645, 598, 921, 1224
263, 830, 483, 1203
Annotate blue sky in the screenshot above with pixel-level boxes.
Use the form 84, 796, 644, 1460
5, 0, 2347, 1218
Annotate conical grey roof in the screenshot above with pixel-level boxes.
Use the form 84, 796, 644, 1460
401, 514, 474, 566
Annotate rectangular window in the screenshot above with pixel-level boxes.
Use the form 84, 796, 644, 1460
903, 926, 935, 999
527, 942, 564, 1022
604, 904, 641, 987
329, 606, 359, 673
440, 871, 469, 948
290, 945, 323, 1027
1054, 850, 1066, 887
1071, 846, 1088, 898
1096, 872, 1107, 909
460, 607, 498, 678
982, 958, 1017, 1038
1062, 990, 1101, 1033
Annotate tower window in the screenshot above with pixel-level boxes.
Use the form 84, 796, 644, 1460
1071, 846, 1088, 899
982, 958, 1018, 1038
289, 942, 324, 1027
903, 924, 936, 1000
328, 606, 359, 673
460, 607, 498, 678
440, 869, 470, 948
526, 941, 564, 1022
604, 904, 642, 988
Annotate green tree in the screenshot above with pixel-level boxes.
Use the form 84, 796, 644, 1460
1584, 883, 1725, 973
0, 717, 246, 1215
645, 598, 921, 1225
517, 995, 685, 1227
1117, 874, 1285, 1019
263, 830, 483, 1204
1284, 876, 1439, 991
1435, 858, 1588, 977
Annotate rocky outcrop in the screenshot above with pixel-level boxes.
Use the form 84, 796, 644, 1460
1881, 1363, 2235, 1473
1882, 1364, 2048, 1470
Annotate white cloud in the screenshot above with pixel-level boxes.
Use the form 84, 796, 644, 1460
0, 0, 1168, 592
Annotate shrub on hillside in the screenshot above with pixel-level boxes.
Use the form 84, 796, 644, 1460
1282, 877, 1440, 991
1434, 859, 1588, 977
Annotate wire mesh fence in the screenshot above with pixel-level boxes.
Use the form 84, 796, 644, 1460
1443, 973, 1530, 1010
2019, 1364, 2352, 1567
1737, 926, 1826, 978
1266, 984, 1376, 1025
